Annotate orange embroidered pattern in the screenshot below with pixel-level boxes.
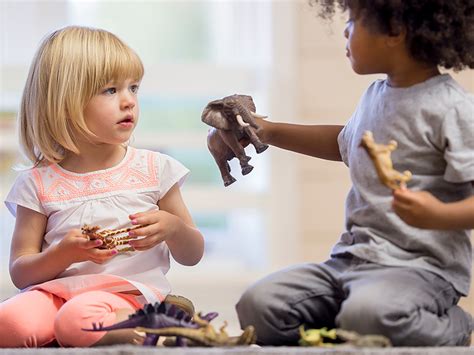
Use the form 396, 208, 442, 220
33, 148, 159, 203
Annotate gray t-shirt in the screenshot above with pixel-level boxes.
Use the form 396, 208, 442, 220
333, 74, 474, 295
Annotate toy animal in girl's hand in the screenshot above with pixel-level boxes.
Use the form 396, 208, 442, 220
202, 94, 269, 187
81, 224, 145, 253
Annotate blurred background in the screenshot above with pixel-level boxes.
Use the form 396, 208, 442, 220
0, 0, 472, 335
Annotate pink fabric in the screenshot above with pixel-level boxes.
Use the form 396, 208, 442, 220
0, 290, 140, 348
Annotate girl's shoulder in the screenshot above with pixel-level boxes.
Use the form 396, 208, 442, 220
5, 164, 50, 216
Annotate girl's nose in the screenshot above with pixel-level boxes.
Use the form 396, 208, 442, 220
121, 93, 136, 110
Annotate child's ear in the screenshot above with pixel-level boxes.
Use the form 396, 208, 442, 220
386, 28, 406, 48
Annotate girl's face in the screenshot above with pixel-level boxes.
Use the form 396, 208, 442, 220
343, 9, 391, 74
83, 78, 140, 145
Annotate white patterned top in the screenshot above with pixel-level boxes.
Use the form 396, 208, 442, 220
5, 146, 189, 304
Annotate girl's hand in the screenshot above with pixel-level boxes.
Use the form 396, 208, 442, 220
56, 229, 118, 264
128, 210, 184, 251
392, 188, 446, 229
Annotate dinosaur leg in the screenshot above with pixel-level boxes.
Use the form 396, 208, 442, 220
164, 295, 195, 317
143, 333, 159, 346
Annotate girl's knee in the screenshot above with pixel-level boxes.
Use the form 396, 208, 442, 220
0, 304, 41, 347
54, 291, 134, 347
0, 292, 59, 347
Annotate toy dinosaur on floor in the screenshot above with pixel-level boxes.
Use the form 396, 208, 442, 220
299, 326, 392, 348
83, 302, 256, 347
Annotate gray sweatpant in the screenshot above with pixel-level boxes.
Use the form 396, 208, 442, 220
236, 254, 472, 346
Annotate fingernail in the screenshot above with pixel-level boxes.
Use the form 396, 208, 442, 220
111, 250, 118, 255
95, 240, 102, 246
128, 231, 135, 237
131, 219, 138, 225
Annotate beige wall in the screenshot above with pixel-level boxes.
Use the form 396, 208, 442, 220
294, 2, 474, 313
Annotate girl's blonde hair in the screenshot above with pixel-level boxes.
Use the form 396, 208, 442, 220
19, 26, 144, 166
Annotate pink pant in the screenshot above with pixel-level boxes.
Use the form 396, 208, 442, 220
0, 290, 140, 348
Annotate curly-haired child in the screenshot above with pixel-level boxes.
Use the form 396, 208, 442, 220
236, 0, 474, 346
0, 26, 204, 347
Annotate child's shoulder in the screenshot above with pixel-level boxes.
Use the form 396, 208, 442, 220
12, 161, 52, 181
431, 75, 474, 119
369, 74, 473, 109
442, 76, 474, 104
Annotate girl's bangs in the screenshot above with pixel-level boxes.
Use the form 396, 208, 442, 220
95, 37, 144, 89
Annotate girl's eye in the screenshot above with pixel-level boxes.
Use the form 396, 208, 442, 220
130, 84, 140, 94
104, 87, 116, 95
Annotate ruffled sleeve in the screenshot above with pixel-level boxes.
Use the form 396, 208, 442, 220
4, 169, 46, 217
156, 153, 190, 200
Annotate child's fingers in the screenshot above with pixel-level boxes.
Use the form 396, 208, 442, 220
130, 235, 163, 250
392, 188, 414, 203
72, 234, 101, 248
392, 198, 411, 212
129, 208, 160, 222
81, 238, 103, 249
89, 248, 118, 263
128, 223, 157, 237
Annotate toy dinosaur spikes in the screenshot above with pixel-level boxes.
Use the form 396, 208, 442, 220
91, 322, 104, 331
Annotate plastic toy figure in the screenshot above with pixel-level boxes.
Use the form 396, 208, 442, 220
360, 131, 412, 190
202, 94, 268, 186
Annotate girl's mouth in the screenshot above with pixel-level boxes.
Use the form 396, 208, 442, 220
117, 116, 134, 128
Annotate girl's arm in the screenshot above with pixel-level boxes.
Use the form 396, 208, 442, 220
257, 119, 344, 161
9, 206, 69, 289
129, 183, 204, 266
392, 188, 474, 230
10, 206, 118, 289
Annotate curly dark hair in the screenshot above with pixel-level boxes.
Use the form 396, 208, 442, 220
309, 0, 474, 70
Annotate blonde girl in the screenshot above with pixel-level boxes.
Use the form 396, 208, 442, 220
1, 26, 204, 348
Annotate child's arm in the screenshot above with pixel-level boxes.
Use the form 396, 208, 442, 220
128, 183, 204, 266
10, 206, 117, 289
256, 119, 344, 161
392, 187, 474, 230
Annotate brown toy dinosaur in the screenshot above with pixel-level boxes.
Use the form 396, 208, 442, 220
360, 131, 412, 190
136, 312, 257, 347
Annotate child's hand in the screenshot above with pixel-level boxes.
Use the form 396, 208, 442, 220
128, 210, 184, 251
392, 188, 446, 229
56, 229, 118, 264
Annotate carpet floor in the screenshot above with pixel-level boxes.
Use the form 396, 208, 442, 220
1, 346, 473, 355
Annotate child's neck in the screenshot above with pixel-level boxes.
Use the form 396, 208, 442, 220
386, 60, 441, 88
60, 144, 127, 174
